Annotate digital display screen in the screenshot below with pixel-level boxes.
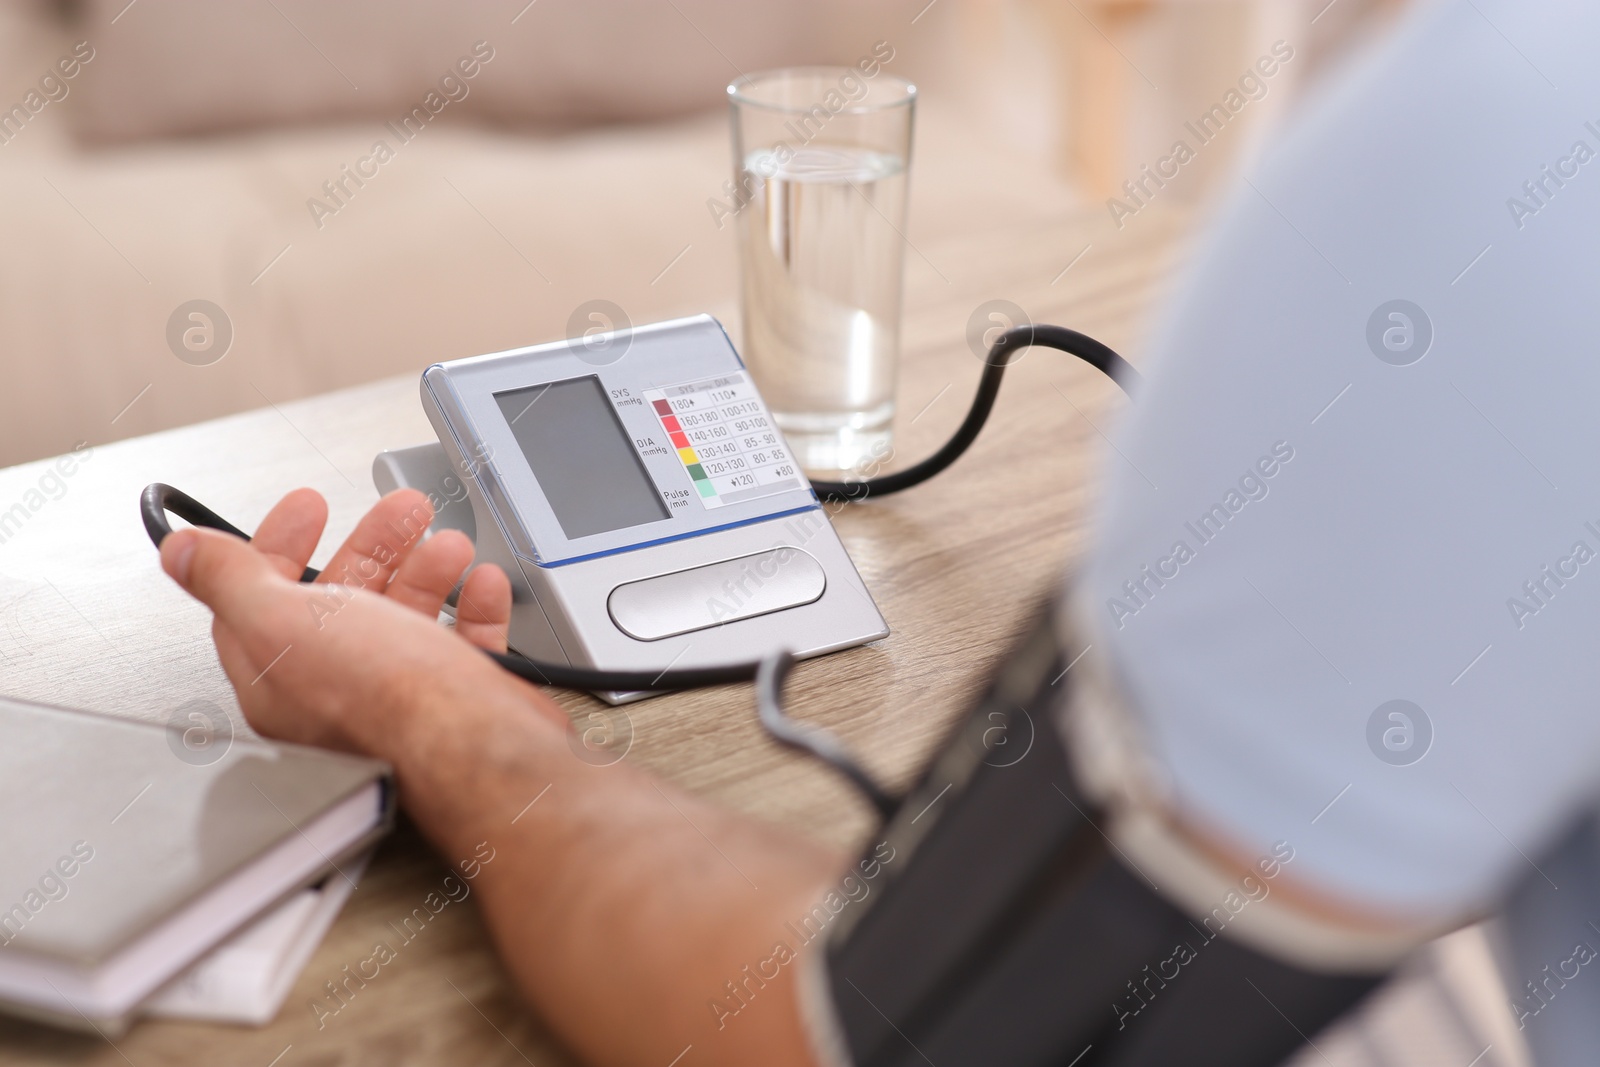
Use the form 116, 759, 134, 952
494, 376, 670, 540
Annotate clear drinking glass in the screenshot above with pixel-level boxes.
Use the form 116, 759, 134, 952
728, 67, 917, 474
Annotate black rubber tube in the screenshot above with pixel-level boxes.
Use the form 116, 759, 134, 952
810, 323, 1136, 502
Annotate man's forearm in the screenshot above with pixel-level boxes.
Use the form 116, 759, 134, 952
155, 505, 843, 1062
370, 667, 841, 1067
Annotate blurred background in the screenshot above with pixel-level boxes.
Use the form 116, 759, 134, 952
0, 0, 1404, 466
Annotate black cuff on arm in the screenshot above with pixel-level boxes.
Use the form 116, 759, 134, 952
820, 607, 1386, 1067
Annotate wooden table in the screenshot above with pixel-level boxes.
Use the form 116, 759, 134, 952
0, 204, 1524, 1066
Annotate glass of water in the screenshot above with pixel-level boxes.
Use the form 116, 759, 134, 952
728, 67, 916, 474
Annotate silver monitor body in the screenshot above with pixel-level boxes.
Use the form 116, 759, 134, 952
375, 314, 887, 703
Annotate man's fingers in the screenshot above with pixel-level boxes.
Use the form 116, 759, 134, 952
384, 529, 513, 652
385, 529, 475, 620
250, 488, 329, 581
455, 563, 512, 653
316, 490, 434, 593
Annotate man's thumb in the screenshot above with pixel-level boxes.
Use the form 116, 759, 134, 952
160, 527, 277, 616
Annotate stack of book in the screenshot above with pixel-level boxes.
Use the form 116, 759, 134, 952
0, 695, 393, 1032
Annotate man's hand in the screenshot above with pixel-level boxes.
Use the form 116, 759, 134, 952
158, 487, 836, 1067
159, 487, 563, 753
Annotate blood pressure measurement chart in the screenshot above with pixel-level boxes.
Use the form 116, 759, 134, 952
644, 373, 800, 509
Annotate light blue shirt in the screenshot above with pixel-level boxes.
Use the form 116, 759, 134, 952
1073, 2, 1600, 1059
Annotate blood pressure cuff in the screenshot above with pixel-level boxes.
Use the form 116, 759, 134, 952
818, 607, 1388, 1067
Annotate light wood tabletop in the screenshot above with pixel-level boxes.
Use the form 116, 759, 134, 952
0, 203, 1526, 1066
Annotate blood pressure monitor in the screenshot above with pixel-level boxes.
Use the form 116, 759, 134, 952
374, 315, 888, 702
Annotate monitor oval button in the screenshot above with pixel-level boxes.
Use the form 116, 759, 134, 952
607, 549, 827, 641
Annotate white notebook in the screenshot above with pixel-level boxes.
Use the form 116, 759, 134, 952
143, 851, 372, 1025
0, 695, 393, 1031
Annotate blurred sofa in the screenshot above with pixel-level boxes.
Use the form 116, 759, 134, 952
0, 0, 1089, 466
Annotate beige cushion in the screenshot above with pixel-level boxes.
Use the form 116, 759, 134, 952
71, 0, 899, 142
0, 0, 1088, 469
